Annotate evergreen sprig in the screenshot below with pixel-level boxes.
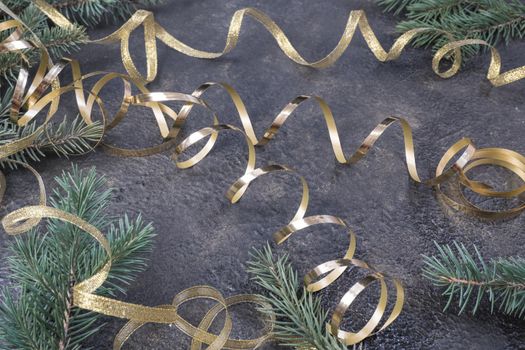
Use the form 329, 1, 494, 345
247, 244, 362, 350
0, 87, 104, 168
376, 0, 525, 59
0, 0, 164, 83
0, 4, 87, 83
3, 0, 165, 28
422, 241, 525, 318
0, 165, 156, 349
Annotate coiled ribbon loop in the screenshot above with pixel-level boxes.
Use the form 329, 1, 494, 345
0, 2, 523, 348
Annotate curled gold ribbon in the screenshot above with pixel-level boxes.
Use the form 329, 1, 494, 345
175, 130, 405, 345
0, 20, 32, 53
228, 167, 404, 345
2, 205, 274, 350
0, 47, 523, 346
0, 4, 524, 348
167, 83, 524, 218
32, 0, 525, 86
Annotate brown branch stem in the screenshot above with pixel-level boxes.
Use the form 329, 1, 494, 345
58, 269, 76, 350
442, 276, 525, 290
465, 15, 525, 36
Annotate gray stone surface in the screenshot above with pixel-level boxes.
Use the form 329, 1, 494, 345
1, 0, 525, 349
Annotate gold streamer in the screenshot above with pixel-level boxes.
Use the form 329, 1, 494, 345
32, 0, 525, 86
0, 34, 273, 350
2, 205, 274, 350
0, 50, 523, 347
0, 3, 524, 348
168, 85, 524, 219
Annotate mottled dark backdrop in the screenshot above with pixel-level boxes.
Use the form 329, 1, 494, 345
1, 0, 524, 349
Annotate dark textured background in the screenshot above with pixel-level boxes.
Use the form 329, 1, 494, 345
1, 0, 525, 349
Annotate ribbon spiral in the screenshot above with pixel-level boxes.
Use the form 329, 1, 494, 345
0, 2, 524, 349
10, 0, 525, 86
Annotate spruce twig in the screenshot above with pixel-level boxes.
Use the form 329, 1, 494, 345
247, 244, 362, 350
0, 88, 104, 168
376, 0, 525, 59
0, 0, 164, 83
423, 241, 525, 318
1, 0, 164, 27
0, 165, 156, 349
0, 4, 87, 84
49, 0, 165, 27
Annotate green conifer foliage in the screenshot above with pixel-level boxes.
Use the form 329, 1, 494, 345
0, 0, 164, 83
0, 166, 156, 349
376, 0, 525, 58
423, 241, 525, 318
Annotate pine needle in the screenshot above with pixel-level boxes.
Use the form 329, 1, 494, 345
247, 244, 363, 350
0, 165, 156, 349
376, 0, 525, 60
0, 87, 104, 169
422, 241, 525, 318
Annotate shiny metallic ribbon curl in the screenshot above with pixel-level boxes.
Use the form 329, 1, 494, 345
2, 204, 274, 350
1, 53, 523, 347
170, 85, 524, 219
0, 16, 275, 350
30, 0, 525, 86
0, 3, 524, 349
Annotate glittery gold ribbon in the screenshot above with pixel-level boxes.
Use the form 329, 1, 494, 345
2, 205, 274, 350
0, 24, 275, 350
0, 3, 524, 348
0, 46, 523, 347
33, 0, 525, 86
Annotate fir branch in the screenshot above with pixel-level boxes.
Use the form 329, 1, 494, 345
376, 0, 420, 15
405, 0, 481, 21
0, 88, 104, 168
0, 165, 155, 349
54, 0, 165, 27
37, 24, 87, 58
247, 244, 361, 350
0, 5, 88, 83
33, 116, 104, 158
377, 0, 525, 59
0, 116, 104, 168
3, 0, 165, 28
0, 87, 12, 118
0, 0, 164, 83
422, 241, 525, 318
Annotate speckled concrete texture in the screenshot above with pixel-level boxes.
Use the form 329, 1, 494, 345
1, 0, 524, 349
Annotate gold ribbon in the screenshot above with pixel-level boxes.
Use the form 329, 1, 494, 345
32, 0, 525, 86
169, 86, 524, 219
0, 30, 274, 350
2, 205, 274, 350
0, 47, 523, 347
0, 2, 524, 348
